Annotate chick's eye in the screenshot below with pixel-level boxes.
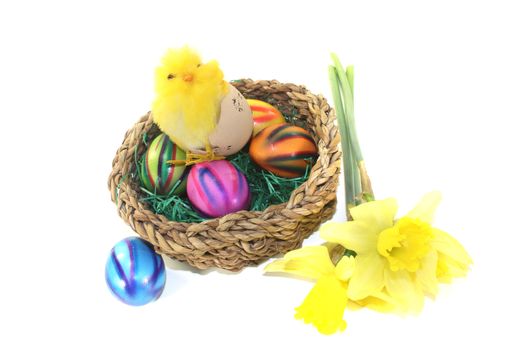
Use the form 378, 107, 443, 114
167, 74, 175, 80
197, 63, 202, 68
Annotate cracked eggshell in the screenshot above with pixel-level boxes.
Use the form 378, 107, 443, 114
208, 84, 253, 156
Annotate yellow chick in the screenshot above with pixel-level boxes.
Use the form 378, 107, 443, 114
152, 46, 228, 162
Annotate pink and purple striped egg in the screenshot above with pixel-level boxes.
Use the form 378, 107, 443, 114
187, 160, 250, 218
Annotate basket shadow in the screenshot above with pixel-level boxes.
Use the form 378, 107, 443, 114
162, 256, 241, 276
160, 256, 245, 299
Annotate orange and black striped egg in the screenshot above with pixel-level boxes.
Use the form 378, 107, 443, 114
247, 99, 286, 136
249, 123, 318, 178
139, 134, 187, 195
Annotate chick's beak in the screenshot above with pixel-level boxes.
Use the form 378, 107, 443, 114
183, 73, 193, 82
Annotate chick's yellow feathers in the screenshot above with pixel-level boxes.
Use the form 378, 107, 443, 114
152, 46, 228, 151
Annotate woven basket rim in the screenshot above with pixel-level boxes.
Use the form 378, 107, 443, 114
108, 79, 341, 271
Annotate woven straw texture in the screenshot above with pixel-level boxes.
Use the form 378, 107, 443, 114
108, 79, 341, 271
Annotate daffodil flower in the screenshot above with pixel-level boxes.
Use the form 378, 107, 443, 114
267, 54, 473, 334
320, 192, 473, 314
265, 246, 354, 335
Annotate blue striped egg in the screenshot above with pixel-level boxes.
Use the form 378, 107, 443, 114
105, 237, 166, 306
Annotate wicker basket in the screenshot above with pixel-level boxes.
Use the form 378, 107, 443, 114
108, 79, 341, 271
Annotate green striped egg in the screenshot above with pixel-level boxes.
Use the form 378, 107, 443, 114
139, 134, 187, 195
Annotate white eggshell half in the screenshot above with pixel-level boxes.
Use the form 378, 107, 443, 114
208, 84, 253, 156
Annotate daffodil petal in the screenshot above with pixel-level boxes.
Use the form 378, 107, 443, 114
322, 242, 346, 265
356, 291, 398, 313
347, 299, 363, 311
322, 242, 343, 255
437, 253, 470, 282
347, 253, 385, 300
371, 289, 398, 306
406, 191, 442, 224
335, 256, 355, 281
349, 198, 398, 233
264, 259, 288, 274
264, 245, 334, 280
416, 249, 439, 297
295, 275, 348, 335
384, 269, 424, 314
432, 228, 473, 267
320, 221, 377, 254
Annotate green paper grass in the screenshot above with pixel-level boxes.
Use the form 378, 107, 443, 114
129, 106, 313, 223
131, 150, 311, 223
229, 151, 311, 212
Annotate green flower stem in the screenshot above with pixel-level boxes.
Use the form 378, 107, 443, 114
329, 53, 377, 218
346, 65, 354, 96
345, 66, 363, 198
344, 66, 374, 200
328, 66, 357, 205
330, 53, 363, 163
329, 66, 360, 208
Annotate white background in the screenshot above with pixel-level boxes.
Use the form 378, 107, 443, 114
1, 0, 524, 349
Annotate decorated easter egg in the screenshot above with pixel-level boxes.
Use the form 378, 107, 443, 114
105, 237, 166, 306
247, 99, 286, 136
139, 133, 187, 195
206, 84, 253, 156
187, 160, 250, 218
249, 123, 318, 178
